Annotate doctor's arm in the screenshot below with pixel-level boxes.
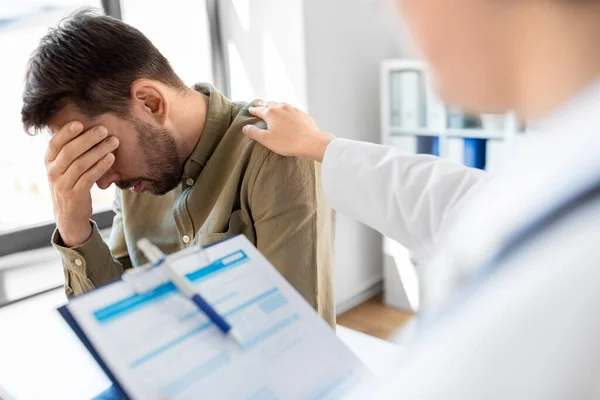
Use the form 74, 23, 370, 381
321, 139, 484, 255
243, 102, 486, 257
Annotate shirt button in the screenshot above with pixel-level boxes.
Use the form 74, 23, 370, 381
182, 235, 190, 244
74, 259, 83, 267
185, 178, 194, 186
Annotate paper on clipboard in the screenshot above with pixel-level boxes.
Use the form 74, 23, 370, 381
61, 235, 375, 400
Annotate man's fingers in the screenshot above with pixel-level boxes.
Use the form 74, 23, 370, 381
242, 124, 268, 142
46, 121, 84, 162
59, 136, 119, 189
50, 126, 109, 177
73, 153, 115, 193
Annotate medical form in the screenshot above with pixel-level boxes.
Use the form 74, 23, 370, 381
60, 235, 374, 400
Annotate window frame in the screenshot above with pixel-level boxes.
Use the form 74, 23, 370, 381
0, 209, 115, 258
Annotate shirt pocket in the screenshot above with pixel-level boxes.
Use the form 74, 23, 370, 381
196, 209, 255, 246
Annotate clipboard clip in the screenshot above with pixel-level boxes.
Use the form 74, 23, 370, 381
122, 242, 211, 295
121, 239, 244, 345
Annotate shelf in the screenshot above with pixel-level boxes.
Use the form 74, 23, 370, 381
388, 127, 508, 140
381, 59, 427, 72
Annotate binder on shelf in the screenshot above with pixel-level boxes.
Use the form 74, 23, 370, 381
424, 74, 446, 131
416, 136, 439, 156
390, 70, 403, 127
485, 139, 505, 173
518, 120, 527, 133
400, 70, 425, 129
446, 137, 464, 164
446, 107, 465, 129
464, 138, 487, 169
480, 114, 505, 131
447, 108, 481, 130
446, 107, 468, 164
432, 137, 440, 156
391, 135, 417, 154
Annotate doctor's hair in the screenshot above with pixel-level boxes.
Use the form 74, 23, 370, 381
21, 8, 187, 135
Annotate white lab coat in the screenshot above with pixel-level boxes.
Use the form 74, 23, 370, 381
322, 79, 600, 398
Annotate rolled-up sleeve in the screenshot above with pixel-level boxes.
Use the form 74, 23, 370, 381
52, 221, 125, 297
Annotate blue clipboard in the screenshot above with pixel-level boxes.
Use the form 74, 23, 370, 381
58, 305, 130, 399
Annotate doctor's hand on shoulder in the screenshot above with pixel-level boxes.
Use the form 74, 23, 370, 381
243, 101, 334, 162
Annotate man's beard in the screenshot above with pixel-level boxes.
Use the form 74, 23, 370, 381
115, 118, 183, 195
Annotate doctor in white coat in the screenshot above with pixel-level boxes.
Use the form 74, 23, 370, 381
243, 0, 600, 398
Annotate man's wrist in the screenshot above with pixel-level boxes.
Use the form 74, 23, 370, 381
58, 221, 93, 248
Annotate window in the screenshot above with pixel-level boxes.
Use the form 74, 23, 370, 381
0, 1, 216, 236
0, 0, 227, 306
120, 0, 214, 87
0, 1, 227, 259
0, 1, 109, 236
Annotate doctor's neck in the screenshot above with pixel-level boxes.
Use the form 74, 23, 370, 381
510, 1, 600, 120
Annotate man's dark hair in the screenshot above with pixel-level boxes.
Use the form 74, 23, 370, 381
21, 8, 187, 134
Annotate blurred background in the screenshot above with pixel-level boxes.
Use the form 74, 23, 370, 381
0, 2, 526, 398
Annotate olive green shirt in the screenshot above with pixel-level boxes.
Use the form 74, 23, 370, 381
52, 84, 335, 327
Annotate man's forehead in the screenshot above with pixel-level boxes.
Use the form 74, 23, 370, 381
47, 103, 97, 135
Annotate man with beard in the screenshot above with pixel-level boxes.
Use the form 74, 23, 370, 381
22, 10, 335, 327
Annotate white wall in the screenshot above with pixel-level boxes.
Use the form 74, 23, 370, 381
221, 0, 414, 312
219, 0, 308, 108
121, 0, 214, 87
303, 0, 411, 312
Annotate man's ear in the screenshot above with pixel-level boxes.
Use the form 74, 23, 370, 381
130, 79, 169, 125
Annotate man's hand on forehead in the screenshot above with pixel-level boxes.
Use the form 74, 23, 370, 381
44, 120, 119, 247
46, 121, 107, 161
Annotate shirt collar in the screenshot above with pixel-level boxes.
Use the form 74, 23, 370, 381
182, 83, 234, 181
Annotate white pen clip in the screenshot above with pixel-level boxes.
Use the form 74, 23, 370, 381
122, 240, 211, 296
194, 242, 212, 267
122, 264, 169, 295
133, 238, 243, 345
121, 240, 169, 295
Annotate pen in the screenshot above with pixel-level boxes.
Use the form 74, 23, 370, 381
137, 238, 243, 345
